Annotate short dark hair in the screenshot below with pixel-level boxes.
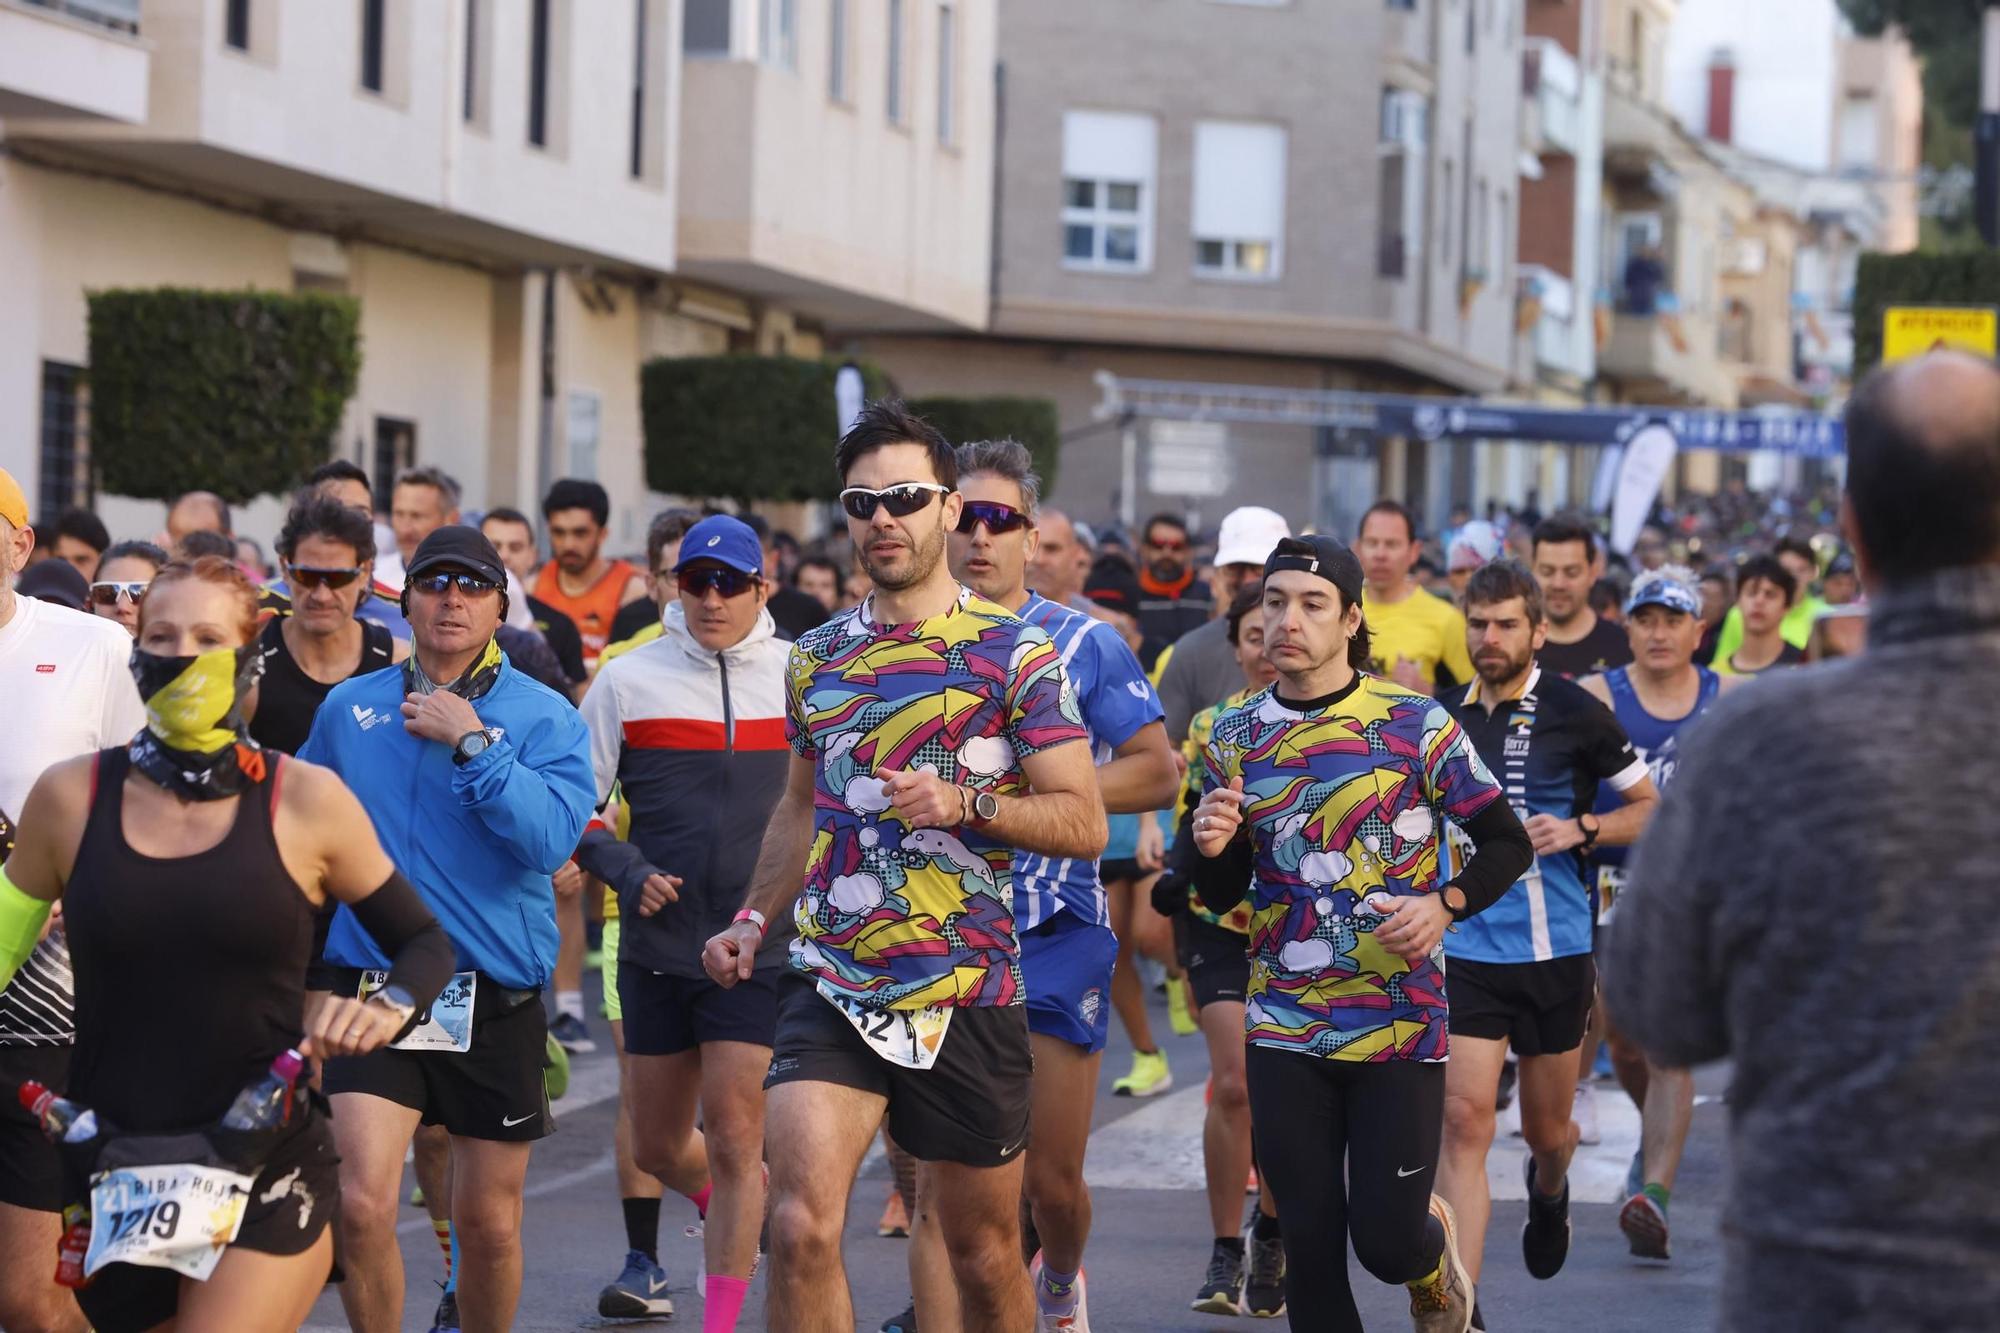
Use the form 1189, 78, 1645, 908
1773, 534, 1816, 568
1143, 513, 1189, 543
1845, 361, 2000, 581
486, 504, 540, 536
101, 539, 168, 573
543, 478, 610, 527
1589, 578, 1624, 618
277, 491, 377, 564
1699, 562, 1734, 590
645, 507, 703, 573
1358, 499, 1417, 544
53, 507, 109, 555
1463, 558, 1545, 625
1223, 585, 1263, 644
1736, 553, 1797, 606
834, 399, 956, 489
309, 459, 371, 490
176, 529, 237, 562
1531, 513, 1597, 563
792, 554, 843, 588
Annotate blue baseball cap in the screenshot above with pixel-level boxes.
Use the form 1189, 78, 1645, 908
1625, 564, 1701, 617
673, 514, 763, 576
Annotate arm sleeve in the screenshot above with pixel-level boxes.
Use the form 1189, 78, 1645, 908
452, 704, 595, 874
573, 825, 660, 899
0, 869, 52, 991
347, 868, 457, 1035
1187, 735, 1255, 913
1446, 799, 1534, 917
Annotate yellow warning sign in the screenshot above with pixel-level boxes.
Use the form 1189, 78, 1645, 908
1882, 306, 1999, 366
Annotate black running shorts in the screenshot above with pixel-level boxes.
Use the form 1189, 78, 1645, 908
1446, 954, 1596, 1057
1180, 914, 1251, 1010
617, 963, 780, 1057
0, 1044, 69, 1211
763, 975, 1031, 1168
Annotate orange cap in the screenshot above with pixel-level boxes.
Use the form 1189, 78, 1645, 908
0, 467, 27, 531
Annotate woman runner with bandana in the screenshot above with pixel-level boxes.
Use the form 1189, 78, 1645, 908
0, 556, 456, 1332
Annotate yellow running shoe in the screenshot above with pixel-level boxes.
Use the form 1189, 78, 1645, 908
1166, 976, 1197, 1036
1112, 1049, 1173, 1098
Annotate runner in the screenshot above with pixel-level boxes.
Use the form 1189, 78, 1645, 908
1712, 555, 1806, 677
1029, 509, 1093, 613
0, 469, 145, 1333
1189, 533, 1533, 1333
43, 509, 109, 582
302, 525, 594, 1333
702, 401, 1105, 1333
1530, 517, 1632, 678
0, 554, 455, 1333
1156, 506, 1291, 742
609, 508, 704, 649
1446, 521, 1503, 606
1136, 512, 1211, 666
87, 540, 168, 637
741, 514, 835, 641
1436, 560, 1657, 1313
575, 513, 794, 1333
1694, 564, 1733, 665
937, 439, 1180, 1331
1705, 534, 1823, 663
1358, 501, 1474, 694
162, 490, 231, 548
248, 491, 405, 755
533, 478, 650, 671
480, 507, 587, 691
1576, 565, 1741, 1263
792, 555, 844, 616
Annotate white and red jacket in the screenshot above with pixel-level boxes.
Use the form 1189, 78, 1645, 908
575, 602, 792, 977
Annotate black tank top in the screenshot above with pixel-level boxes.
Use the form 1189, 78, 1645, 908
64, 749, 315, 1132
249, 615, 395, 754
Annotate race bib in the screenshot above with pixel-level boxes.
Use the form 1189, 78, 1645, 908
815, 982, 954, 1070
360, 970, 476, 1053
86, 1162, 255, 1281
1597, 866, 1627, 926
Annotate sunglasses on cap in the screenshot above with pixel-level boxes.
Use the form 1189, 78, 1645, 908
954, 500, 1032, 536
838, 482, 952, 522
409, 572, 501, 596
676, 567, 760, 598
88, 581, 149, 607
286, 564, 365, 592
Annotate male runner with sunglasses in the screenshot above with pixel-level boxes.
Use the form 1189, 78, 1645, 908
250, 491, 408, 754
704, 401, 1104, 1333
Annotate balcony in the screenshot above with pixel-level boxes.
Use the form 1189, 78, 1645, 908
1600, 306, 1737, 407
1523, 38, 1581, 157
1520, 264, 1592, 382
0, 0, 148, 123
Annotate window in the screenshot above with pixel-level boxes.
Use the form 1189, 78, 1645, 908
1062, 111, 1156, 272
886, 0, 905, 123
528, 0, 551, 147
1386, 0, 1416, 9
829, 0, 849, 101
1378, 88, 1429, 278
760, 0, 796, 69
1470, 178, 1489, 277
372, 418, 416, 512
225, 0, 249, 50
1438, 159, 1454, 268
937, 4, 956, 145
38, 363, 90, 519
684, 0, 730, 55
1192, 120, 1287, 279
631, 0, 648, 176
463, 0, 480, 121
360, 0, 385, 93
1838, 94, 1878, 174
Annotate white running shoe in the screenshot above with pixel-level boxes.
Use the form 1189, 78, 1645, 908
1572, 1081, 1602, 1147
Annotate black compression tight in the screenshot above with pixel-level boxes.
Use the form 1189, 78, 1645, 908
1246, 1047, 1448, 1332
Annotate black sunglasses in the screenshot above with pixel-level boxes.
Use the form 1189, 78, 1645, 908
677, 567, 760, 598
410, 572, 500, 596
838, 483, 951, 522
88, 581, 149, 606
287, 564, 365, 592
955, 500, 1032, 536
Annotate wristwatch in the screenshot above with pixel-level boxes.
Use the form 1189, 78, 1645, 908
1576, 812, 1601, 853
366, 983, 418, 1026
453, 727, 497, 766
970, 790, 1000, 827
1439, 883, 1470, 921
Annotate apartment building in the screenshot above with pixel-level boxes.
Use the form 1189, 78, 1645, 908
849, 0, 1528, 534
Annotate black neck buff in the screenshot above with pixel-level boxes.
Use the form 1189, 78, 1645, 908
404, 635, 504, 702
127, 644, 268, 801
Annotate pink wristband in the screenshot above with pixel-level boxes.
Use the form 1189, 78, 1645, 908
733, 907, 768, 940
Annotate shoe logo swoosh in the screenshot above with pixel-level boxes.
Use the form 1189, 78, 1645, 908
502, 1113, 535, 1127
1396, 1165, 1427, 1178
649, 1276, 669, 1294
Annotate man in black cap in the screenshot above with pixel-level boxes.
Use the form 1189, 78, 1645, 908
12, 559, 89, 613
300, 525, 595, 1333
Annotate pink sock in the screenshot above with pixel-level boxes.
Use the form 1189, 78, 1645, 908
703, 1274, 751, 1332
687, 1181, 713, 1219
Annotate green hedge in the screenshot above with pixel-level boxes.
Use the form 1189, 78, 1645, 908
908, 396, 1062, 494
88, 288, 361, 503
640, 356, 893, 502
1851, 250, 2000, 378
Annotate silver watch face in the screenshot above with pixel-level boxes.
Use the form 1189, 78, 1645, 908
975, 791, 1000, 821
459, 730, 491, 758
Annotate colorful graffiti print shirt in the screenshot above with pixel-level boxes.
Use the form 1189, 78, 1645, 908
1201, 674, 1503, 1061
784, 588, 1089, 1011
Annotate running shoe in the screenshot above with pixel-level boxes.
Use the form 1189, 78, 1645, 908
878, 1188, 911, 1238
1571, 1080, 1601, 1146
880, 1301, 919, 1332
1167, 976, 1198, 1036
598, 1249, 673, 1318
1619, 1189, 1671, 1260
1244, 1232, 1286, 1318
1521, 1156, 1571, 1279
1407, 1195, 1473, 1333
428, 1288, 460, 1333
1031, 1255, 1090, 1332
1113, 1049, 1173, 1098
1191, 1240, 1245, 1314
1624, 1148, 1645, 1204
1470, 1297, 1487, 1333
550, 1011, 597, 1054
1246, 1165, 1260, 1196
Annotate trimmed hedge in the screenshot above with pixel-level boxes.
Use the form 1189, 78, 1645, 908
908, 396, 1062, 495
88, 288, 361, 504
1851, 250, 2000, 377
640, 356, 892, 502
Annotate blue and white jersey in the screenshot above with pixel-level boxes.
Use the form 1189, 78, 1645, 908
1013, 592, 1165, 929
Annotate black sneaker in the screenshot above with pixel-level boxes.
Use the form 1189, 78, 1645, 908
879, 1301, 918, 1333
1244, 1232, 1286, 1318
1521, 1156, 1571, 1280
1191, 1240, 1245, 1314
549, 1011, 597, 1054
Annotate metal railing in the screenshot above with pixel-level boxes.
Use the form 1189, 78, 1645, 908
22, 0, 140, 35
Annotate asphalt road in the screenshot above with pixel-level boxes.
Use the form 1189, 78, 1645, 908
305, 974, 1732, 1332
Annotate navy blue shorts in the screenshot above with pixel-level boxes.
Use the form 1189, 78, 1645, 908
1019, 911, 1118, 1054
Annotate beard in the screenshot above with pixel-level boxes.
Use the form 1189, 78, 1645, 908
860, 518, 946, 592
1148, 555, 1184, 583
1473, 644, 1532, 686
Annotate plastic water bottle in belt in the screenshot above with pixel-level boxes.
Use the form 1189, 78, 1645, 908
17, 1082, 95, 1143
220, 1048, 306, 1132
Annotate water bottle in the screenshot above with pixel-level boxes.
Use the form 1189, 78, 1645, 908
219, 1048, 306, 1132
54, 1204, 90, 1289
17, 1082, 93, 1143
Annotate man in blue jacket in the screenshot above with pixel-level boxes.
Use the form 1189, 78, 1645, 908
302, 525, 594, 1333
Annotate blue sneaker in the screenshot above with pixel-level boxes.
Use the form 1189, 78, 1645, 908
598, 1249, 673, 1318
427, 1287, 460, 1333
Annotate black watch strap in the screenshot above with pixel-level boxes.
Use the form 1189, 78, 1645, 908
1441, 882, 1470, 920
1577, 813, 1600, 852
